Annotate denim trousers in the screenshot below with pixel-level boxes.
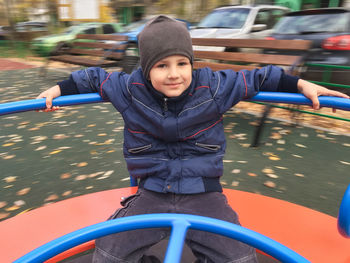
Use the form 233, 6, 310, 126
92, 188, 257, 263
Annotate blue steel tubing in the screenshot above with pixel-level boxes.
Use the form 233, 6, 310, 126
338, 184, 350, 238
1, 92, 350, 116
13, 214, 309, 263
164, 219, 190, 263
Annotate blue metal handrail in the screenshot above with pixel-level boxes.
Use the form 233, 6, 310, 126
1, 92, 350, 116
338, 184, 350, 238
13, 213, 309, 263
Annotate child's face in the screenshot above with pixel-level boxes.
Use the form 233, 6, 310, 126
149, 55, 192, 98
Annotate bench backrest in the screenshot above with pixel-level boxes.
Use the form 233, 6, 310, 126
67, 34, 129, 60
192, 38, 312, 75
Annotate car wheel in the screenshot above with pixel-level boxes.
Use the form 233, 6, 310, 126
121, 43, 140, 74
50, 42, 71, 56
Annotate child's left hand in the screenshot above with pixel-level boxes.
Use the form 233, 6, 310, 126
297, 79, 349, 112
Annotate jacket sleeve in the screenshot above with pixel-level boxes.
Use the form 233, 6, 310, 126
57, 67, 131, 113
207, 65, 299, 114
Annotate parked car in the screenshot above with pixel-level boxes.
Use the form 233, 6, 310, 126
0, 26, 11, 40
190, 5, 289, 51
15, 21, 48, 32
117, 17, 191, 44
266, 8, 350, 93
113, 17, 191, 58
0, 22, 47, 41
31, 22, 123, 57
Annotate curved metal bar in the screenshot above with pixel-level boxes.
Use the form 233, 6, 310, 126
1, 92, 350, 116
0, 94, 105, 116
14, 214, 309, 263
249, 92, 350, 111
338, 184, 350, 238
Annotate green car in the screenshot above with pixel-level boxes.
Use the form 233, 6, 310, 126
31, 22, 123, 57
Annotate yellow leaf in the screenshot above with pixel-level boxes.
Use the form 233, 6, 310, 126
50, 150, 62, 155
5, 205, 20, 211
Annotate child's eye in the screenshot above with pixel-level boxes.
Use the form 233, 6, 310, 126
179, 62, 189, 66
157, 64, 166, 68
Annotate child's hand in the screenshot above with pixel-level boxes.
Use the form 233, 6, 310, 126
297, 79, 349, 112
36, 85, 61, 112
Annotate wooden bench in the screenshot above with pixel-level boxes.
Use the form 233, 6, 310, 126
43, 34, 139, 74
191, 38, 312, 147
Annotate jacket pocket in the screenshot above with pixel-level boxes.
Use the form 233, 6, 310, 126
195, 142, 221, 151
127, 144, 152, 154
107, 192, 142, 220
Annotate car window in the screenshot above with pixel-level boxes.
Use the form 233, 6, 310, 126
123, 20, 146, 32
82, 27, 97, 34
103, 24, 115, 34
254, 9, 287, 29
273, 12, 349, 34
197, 8, 250, 29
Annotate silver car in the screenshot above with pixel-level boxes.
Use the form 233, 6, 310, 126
191, 5, 289, 51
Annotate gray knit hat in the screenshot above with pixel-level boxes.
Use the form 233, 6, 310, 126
137, 15, 193, 79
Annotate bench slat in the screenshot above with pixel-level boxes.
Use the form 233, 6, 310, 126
192, 38, 311, 51
50, 55, 118, 67
194, 51, 302, 66
67, 48, 124, 59
72, 42, 127, 50
193, 61, 258, 71
76, 34, 128, 41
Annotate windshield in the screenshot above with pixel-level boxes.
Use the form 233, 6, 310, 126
273, 12, 349, 34
63, 26, 78, 34
197, 8, 250, 29
122, 20, 146, 32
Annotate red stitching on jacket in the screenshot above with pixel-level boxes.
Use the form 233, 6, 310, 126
241, 72, 248, 97
195, 86, 210, 90
100, 73, 112, 98
182, 117, 223, 140
127, 128, 149, 135
131, 82, 145, 86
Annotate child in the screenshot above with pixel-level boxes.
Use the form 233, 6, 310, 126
37, 16, 349, 263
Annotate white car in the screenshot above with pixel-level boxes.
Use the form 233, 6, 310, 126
190, 5, 289, 51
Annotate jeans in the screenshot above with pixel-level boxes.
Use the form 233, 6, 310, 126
92, 188, 257, 263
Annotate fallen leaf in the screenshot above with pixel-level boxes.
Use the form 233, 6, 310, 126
0, 212, 10, 220
62, 191, 72, 196
60, 173, 71, 179
231, 181, 240, 187
77, 162, 88, 167
0, 201, 7, 208
75, 175, 87, 181
14, 200, 26, 206
17, 187, 31, 196
45, 194, 59, 202
262, 168, 274, 174
3, 176, 17, 183
5, 205, 20, 211
264, 181, 276, 188
49, 150, 62, 155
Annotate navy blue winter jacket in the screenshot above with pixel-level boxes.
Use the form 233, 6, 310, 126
58, 66, 298, 194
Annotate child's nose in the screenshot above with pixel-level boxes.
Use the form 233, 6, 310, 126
168, 66, 180, 78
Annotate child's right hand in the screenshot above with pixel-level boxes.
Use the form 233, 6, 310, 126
36, 85, 61, 112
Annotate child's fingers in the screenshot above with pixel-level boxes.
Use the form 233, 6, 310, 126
45, 95, 53, 109
309, 94, 320, 110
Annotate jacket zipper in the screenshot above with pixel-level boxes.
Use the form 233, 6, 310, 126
163, 97, 168, 112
